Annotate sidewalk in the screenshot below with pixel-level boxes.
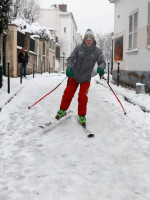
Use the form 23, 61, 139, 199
95, 75, 150, 113
0, 76, 24, 111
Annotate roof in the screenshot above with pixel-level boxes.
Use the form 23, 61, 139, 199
108, 0, 118, 3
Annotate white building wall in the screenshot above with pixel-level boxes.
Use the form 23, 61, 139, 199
39, 8, 60, 37
38, 7, 81, 71
59, 13, 78, 57
114, 0, 148, 34
60, 14, 72, 57
114, 0, 150, 71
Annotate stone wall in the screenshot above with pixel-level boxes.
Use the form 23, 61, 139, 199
17, 49, 37, 76
6, 24, 18, 77
5, 24, 60, 78
27, 51, 37, 74
49, 49, 55, 73
112, 70, 150, 92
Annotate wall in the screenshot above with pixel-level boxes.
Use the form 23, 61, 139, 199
28, 51, 37, 74
39, 7, 79, 60
6, 24, 18, 77
59, 14, 71, 57
39, 8, 60, 37
112, 0, 150, 91
34, 36, 40, 71
4, 25, 59, 78
60, 13, 78, 57
49, 49, 55, 73
113, 70, 150, 92
114, 0, 150, 71
114, 0, 148, 34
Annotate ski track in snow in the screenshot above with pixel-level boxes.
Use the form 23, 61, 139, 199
0, 74, 150, 200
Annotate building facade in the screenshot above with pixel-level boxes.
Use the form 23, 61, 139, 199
109, 0, 150, 91
38, 4, 82, 72
1, 24, 59, 78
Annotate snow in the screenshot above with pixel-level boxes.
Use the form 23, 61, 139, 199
0, 73, 150, 199
136, 82, 145, 86
12, 18, 51, 41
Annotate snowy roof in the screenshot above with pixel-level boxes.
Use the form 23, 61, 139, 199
31, 35, 40, 39
11, 18, 52, 41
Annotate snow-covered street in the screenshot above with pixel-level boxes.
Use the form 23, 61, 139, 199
0, 73, 150, 200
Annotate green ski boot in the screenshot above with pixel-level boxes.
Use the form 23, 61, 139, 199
56, 109, 66, 120
78, 116, 86, 127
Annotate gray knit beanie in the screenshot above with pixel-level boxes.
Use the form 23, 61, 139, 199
84, 29, 95, 40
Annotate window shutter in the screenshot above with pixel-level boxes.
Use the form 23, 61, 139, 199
147, 25, 150, 45
147, 2, 150, 45
129, 15, 133, 33
129, 34, 132, 50
133, 32, 137, 49
134, 12, 138, 31
148, 2, 150, 24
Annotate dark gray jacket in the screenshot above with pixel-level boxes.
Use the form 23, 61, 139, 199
67, 41, 106, 83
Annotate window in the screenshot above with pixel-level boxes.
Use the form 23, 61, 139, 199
53, 56, 55, 70
128, 10, 138, 50
43, 41, 45, 55
56, 46, 60, 59
50, 40, 54, 50
114, 36, 123, 61
17, 31, 25, 47
64, 27, 66, 34
147, 2, 150, 45
30, 38, 35, 52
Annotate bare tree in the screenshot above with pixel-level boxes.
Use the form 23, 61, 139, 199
96, 32, 112, 63
11, 0, 40, 24
10, 0, 20, 19
24, 0, 40, 23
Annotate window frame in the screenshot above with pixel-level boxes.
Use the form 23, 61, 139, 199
128, 9, 139, 51
147, 2, 150, 47
64, 27, 66, 34
114, 36, 123, 61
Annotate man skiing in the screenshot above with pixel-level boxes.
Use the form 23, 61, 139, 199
56, 29, 106, 127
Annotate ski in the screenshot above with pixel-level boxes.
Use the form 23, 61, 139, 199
77, 119, 94, 138
80, 124, 94, 138
39, 111, 94, 138
39, 110, 73, 129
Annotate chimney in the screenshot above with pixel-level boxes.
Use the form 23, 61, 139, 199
58, 4, 67, 12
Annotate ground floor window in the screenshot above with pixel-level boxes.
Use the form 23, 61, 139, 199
114, 36, 123, 61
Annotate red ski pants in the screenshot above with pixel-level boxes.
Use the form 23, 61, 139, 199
60, 78, 90, 116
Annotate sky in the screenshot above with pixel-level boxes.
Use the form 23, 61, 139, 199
40, 0, 114, 36
1, 73, 150, 199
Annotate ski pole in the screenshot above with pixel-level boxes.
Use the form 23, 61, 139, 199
99, 75, 126, 115
107, 82, 126, 115
28, 76, 67, 109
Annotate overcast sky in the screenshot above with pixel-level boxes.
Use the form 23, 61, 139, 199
40, 0, 114, 36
